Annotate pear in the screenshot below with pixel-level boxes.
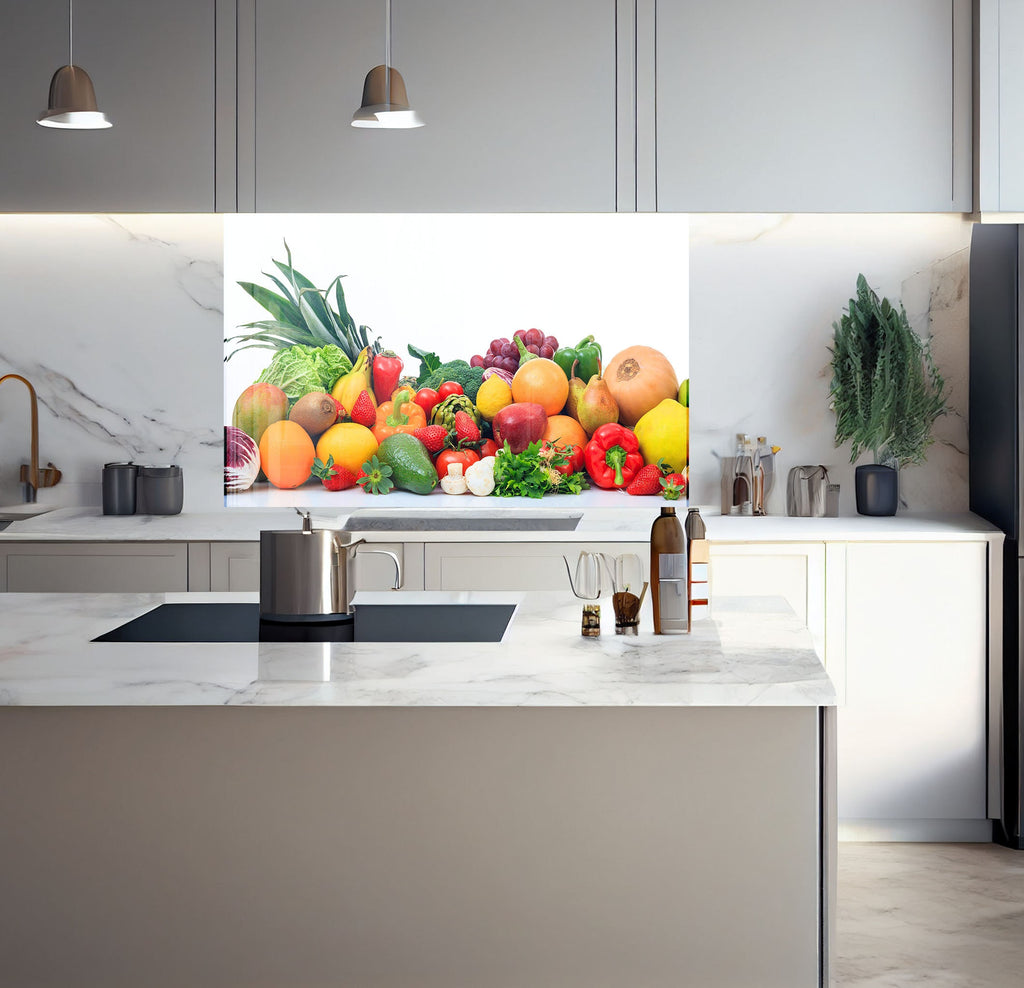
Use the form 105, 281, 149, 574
577, 374, 620, 436
331, 347, 374, 417
564, 362, 587, 420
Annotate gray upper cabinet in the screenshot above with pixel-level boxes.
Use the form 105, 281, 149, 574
246, 0, 617, 212
977, 0, 1024, 212
654, 0, 972, 212
0, 0, 217, 212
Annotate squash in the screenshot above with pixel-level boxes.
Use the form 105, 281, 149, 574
603, 346, 679, 426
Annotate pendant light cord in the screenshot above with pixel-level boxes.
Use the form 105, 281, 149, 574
384, 0, 391, 106
69, 0, 74, 66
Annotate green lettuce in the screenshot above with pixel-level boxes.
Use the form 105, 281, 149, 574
255, 344, 352, 402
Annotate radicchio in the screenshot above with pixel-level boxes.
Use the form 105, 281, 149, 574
224, 426, 260, 493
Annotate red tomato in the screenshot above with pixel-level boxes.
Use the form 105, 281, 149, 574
477, 438, 498, 458
435, 448, 480, 479
437, 381, 464, 400
413, 388, 441, 419
550, 442, 584, 475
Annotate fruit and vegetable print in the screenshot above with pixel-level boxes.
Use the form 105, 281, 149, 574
224, 240, 688, 502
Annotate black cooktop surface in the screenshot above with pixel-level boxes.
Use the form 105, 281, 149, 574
93, 602, 516, 644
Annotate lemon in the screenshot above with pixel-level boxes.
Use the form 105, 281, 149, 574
633, 399, 689, 473
475, 374, 513, 423
315, 422, 379, 477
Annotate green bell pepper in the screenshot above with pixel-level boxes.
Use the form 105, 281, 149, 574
553, 335, 602, 382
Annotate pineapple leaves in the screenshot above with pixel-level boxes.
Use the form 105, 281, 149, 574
236, 282, 302, 327
226, 239, 380, 363
829, 273, 946, 467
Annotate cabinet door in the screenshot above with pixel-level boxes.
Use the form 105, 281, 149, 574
656, 0, 971, 211
424, 541, 648, 592
209, 542, 261, 592
1, 543, 188, 592
978, 0, 1024, 210
0, 0, 215, 211
249, 0, 616, 211
709, 543, 825, 658
838, 541, 988, 836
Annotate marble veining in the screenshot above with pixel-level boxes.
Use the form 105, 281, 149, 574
0, 591, 835, 708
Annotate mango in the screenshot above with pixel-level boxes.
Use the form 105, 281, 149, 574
633, 399, 689, 473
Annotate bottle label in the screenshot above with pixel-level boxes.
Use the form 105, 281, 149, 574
658, 552, 687, 582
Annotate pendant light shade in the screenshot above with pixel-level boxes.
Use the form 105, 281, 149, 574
351, 0, 423, 129
37, 0, 111, 130
351, 65, 423, 128
37, 65, 111, 129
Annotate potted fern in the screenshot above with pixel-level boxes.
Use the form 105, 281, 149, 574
829, 274, 946, 515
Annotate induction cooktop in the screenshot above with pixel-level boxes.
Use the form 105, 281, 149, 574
92, 602, 516, 644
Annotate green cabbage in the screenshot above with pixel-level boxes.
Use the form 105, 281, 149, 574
255, 344, 352, 402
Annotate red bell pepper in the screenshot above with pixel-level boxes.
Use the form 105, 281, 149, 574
584, 424, 643, 489
372, 350, 404, 404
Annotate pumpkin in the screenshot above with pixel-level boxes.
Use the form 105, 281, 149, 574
603, 346, 679, 426
511, 357, 569, 417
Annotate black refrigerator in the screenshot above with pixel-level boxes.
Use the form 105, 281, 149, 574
969, 222, 1024, 848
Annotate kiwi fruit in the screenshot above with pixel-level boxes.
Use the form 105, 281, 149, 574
289, 392, 340, 439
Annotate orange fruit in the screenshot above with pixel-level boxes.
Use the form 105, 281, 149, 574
511, 357, 569, 416
541, 414, 588, 449
315, 422, 379, 476
259, 419, 316, 489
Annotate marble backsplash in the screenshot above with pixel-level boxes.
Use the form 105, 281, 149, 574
0, 212, 974, 516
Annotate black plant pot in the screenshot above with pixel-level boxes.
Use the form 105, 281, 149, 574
855, 464, 898, 516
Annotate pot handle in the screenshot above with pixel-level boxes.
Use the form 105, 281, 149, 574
334, 537, 402, 591
356, 548, 403, 591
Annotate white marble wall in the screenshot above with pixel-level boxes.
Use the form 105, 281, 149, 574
0, 212, 973, 516
0, 215, 224, 510
689, 214, 973, 515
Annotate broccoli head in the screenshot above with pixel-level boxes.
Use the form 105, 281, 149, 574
421, 360, 485, 402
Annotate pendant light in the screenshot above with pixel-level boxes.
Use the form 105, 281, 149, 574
37, 0, 112, 129
351, 0, 423, 129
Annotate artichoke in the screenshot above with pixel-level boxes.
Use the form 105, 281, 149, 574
431, 394, 482, 431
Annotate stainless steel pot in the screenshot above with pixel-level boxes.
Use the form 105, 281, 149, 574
259, 512, 402, 620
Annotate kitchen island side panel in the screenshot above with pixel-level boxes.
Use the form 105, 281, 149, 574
0, 705, 826, 988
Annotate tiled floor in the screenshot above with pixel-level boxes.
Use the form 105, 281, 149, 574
836, 843, 1024, 987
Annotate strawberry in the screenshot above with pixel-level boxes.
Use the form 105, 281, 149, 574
453, 410, 481, 443
414, 424, 450, 454
660, 472, 687, 500
311, 456, 356, 492
332, 397, 346, 419
626, 463, 666, 496
349, 389, 376, 428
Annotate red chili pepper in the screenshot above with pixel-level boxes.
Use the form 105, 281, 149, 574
372, 351, 404, 404
584, 424, 643, 489
413, 387, 441, 419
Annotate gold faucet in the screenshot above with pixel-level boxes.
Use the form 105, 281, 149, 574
0, 374, 61, 503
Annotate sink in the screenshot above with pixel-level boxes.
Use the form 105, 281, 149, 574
93, 601, 516, 644
0, 503, 57, 522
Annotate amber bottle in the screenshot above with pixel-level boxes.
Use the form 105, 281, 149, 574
651, 506, 687, 634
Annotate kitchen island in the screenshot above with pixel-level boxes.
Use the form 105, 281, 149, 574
0, 590, 835, 988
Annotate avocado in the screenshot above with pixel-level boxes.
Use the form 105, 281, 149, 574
376, 433, 439, 495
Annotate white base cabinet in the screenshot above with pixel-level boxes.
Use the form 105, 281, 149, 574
835, 541, 990, 841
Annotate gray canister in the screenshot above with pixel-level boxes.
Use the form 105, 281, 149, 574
102, 462, 137, 515
137, 465, 184, 515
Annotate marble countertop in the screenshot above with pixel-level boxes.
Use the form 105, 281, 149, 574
0, 590, 835, 708
0, 505, 1003, 544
